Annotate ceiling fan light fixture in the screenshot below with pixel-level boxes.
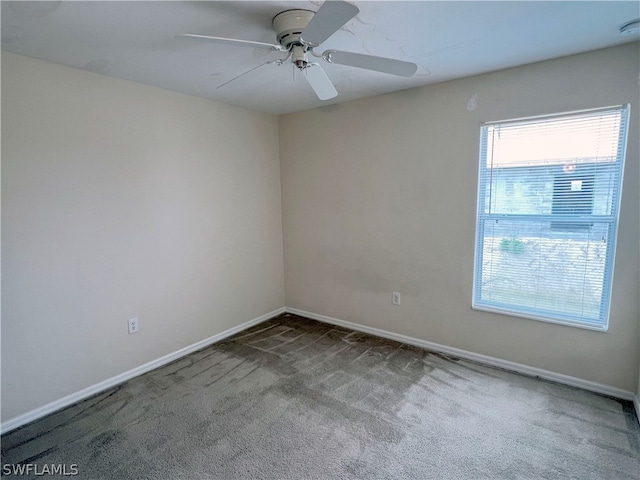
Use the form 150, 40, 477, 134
619, 19, 640, 36
291, 45, 309, 69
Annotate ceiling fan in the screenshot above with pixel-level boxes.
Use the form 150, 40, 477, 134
178, 0, 418, 100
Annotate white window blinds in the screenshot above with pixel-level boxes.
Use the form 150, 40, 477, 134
472, 105, 629, 330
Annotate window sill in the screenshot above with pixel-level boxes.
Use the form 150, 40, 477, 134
472, 304, 608, 332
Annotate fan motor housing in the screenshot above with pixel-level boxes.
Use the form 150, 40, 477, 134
272, 9, 314, 48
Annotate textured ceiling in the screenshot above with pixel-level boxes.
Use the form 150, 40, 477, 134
2, 1, 639, 115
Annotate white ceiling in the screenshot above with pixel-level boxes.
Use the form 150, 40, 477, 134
2, 1, 639, 115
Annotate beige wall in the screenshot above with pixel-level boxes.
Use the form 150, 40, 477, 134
1, 53, 285, 422
3, 43, 639, 424
280, 43, 640, 393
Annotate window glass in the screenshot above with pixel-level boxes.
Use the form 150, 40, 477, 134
472, 106, 629, 330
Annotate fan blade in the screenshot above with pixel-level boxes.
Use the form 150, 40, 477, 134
303, 64, 338, 100
301, 0, 359, 47
177, 34, 287, 52
325, 50, 418, 77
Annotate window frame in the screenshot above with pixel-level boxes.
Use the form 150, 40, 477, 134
472, 105, 630, 332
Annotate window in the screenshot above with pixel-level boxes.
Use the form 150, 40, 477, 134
472, 105, 629, 331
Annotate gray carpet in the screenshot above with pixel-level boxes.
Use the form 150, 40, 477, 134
2, 313, 639, 479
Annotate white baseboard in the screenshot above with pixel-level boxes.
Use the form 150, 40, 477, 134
1, 307, 285, 434
286, 307, 636, 402
3, 305, 637, 434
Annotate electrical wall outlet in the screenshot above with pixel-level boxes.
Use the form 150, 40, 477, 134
392, 292, 401, 306
128, 317, 139, 334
